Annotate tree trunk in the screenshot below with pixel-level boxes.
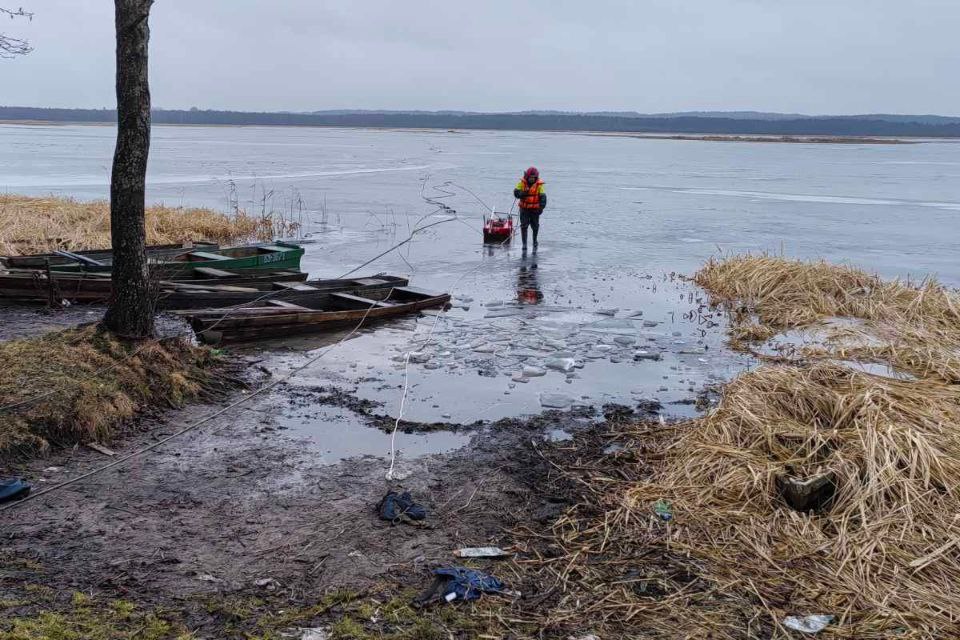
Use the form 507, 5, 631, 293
103, 0, 155, 338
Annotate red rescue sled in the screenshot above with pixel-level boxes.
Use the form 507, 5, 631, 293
482, 213, 514, 244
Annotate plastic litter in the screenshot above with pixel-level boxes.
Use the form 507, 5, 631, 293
0, 478, 31, 504
783, 615, 834, 634
378, 491, 427, 524
653, 499, 673, 521
453, 546, 512, 559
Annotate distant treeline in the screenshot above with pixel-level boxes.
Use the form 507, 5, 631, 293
3, 106, 960, 137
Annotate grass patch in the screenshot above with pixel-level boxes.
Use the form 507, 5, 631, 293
0, 194, 300, 255
0, 591, 192, 640
0, 325, 225, 457
504, 256, 960, 638
170, 589, 509, 640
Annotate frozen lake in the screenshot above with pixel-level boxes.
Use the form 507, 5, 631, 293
1, 123, 958, 441
3, 123, 959, 283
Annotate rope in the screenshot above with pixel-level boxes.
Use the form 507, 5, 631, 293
0, 213, 458, 415
1, 180, 514, 505
384, 187, 517, 480
0, 292, 390, 513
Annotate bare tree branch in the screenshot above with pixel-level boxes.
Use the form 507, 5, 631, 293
0, 6, 34, 58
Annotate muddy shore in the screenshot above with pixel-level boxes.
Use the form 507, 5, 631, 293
0, 304, 637, 637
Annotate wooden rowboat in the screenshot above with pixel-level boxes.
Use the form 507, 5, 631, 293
8, 242, 305, 275
1, 241, 219, 269
0, 269, 308, 303
158, 275, 410, 310
180, 286, 450, 344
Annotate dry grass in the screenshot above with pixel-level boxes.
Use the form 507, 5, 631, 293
695, 254, 960, 331
507, 256, 960, 638
0, 326, 227, 458
696, 254, 960, 382
0, 194, 301, 255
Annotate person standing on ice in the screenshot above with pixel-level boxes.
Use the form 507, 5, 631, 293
513, 166, 547, 251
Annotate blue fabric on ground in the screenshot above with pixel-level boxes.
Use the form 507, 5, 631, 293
0, 478, 31, 503
433, 567, 504, 601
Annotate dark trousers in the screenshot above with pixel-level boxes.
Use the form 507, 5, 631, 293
519, 209, 541, 246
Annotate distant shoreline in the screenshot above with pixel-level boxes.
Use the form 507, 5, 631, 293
3, 106, 960, 138
0, 120, 931, 144
585, 132, 919, 144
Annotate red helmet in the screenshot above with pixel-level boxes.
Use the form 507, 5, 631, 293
524, 166, 539, 179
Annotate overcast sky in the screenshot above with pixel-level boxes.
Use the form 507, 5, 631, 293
1, 0, 958, 115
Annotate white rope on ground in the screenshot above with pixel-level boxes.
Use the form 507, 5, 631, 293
385, 308, 446, 480
0, 292, 391, 513
0, 213, 458, 415
1, 181, 514, 505
384, 188, 519, 480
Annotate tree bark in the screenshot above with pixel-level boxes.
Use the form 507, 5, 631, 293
103, 0, 155, 338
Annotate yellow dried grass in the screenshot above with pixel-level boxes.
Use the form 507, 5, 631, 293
624, 363, 960, 637
0, 326, 221, 457
696, 254, 960, 383
511, 256, 960, 638
0, 194, 300, 255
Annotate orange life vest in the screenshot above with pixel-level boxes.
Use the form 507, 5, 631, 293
519, 180, 544, 210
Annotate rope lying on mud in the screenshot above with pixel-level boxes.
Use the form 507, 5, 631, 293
385, 182, 517, 479
0, 210, 459, 416
1, 180, 510, 509
0, 294, 390, 513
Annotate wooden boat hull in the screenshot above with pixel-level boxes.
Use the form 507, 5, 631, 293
183, 287, 450, 344
158, 275, 410, 310
0, 270, 308, 303
25, 242, 305, 275
2, 241, 219, 269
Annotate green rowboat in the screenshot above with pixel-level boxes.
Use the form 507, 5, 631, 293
42, 242, 305, 275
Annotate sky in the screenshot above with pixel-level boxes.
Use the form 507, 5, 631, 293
1, 0, 958, 115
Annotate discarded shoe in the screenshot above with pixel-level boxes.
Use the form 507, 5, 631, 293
378, 491, 427, 523
0, 478, 31, 504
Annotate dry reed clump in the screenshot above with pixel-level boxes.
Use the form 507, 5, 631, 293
695, 254, 960, 383
520, 363, 960, 638
0, 194, 300, 255
507, 256, 960, 638
630, 363, 960, 637
0, 325, 224, 458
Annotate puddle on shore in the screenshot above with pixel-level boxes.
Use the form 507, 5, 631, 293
228, 243, 759, 462
834, 359, 915, 381
254, 270, 751, 426
276, 405, 470, 464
